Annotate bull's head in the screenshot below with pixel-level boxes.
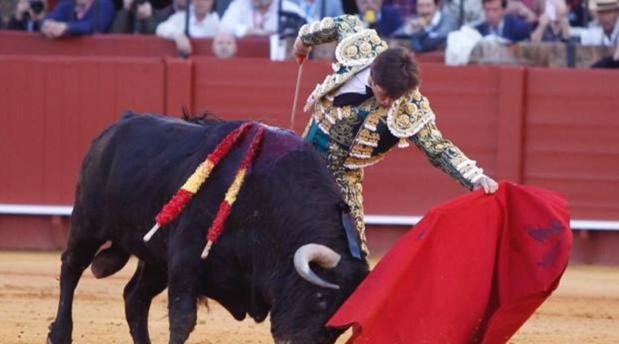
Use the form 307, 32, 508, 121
255, 147, 369, 344
268, 239, 368, 344
293, 243, 342, 290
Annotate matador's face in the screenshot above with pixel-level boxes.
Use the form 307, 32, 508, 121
368, 75, 394, 108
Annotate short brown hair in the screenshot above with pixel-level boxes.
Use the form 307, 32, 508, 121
482, 0, 507, 8
371, 47, 419, 99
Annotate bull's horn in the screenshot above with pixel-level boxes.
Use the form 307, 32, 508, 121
293, 244, 341, 290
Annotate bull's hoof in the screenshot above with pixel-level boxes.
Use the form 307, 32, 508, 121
46, 334, 71, 344
47, 321, 72, 344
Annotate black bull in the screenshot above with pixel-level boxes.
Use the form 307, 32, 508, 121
47, 113, 369, 344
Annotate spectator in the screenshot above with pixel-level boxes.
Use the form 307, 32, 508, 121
41, 0, 115, 38
221, 0, 306, 37
565, 0, 586, 26
156, 0, 219, 55
215, 0, 233, 16
212, 30, 238, 57
505, 0, 541, 23
592, 44, 619, 67
475, 0, 532, 42
293, 0, 344, 22
386, 0, 417, 18
8, 0, 47, 31
577, 0, 618, 45
399, 0, 458, 52
581, 0, 619, 67
443, 0, 484, 25
355, 0, 403, 36
530, 0, 571, 41
110, 0, 177, 34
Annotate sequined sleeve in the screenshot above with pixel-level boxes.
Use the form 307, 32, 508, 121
298, 15, 364, 47
409, 122, 484, 190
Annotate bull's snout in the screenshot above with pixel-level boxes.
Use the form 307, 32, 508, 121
293, 244, 341, 289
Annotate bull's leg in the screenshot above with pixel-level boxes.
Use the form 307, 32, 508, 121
124, 261, 167, 344
167, 252, 200, 344
47, 236, 103, 344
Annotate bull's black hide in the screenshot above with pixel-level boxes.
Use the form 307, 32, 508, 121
47, 113, 369, 344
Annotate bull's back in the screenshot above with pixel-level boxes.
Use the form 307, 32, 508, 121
74, 113, 234, 226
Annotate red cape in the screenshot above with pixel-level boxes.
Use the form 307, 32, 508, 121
328, 182, 572, 344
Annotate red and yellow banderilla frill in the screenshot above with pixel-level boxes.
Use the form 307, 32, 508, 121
201, 126, 265, 259
142, 122, 253, 242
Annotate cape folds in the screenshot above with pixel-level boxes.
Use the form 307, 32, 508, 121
328, 182, 572, 344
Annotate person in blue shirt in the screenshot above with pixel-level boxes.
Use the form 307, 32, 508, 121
475, 0, 531, 42
8, 0, 47, 32
292, 0, 344, 22
41, 0, 115, 38
355, 0, 403, 37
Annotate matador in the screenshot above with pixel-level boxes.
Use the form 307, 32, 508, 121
293, 15, 498, 254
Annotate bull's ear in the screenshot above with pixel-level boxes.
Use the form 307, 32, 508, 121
337, 202, 363, 260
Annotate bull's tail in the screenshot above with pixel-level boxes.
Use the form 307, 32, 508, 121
90, 243, 130, 279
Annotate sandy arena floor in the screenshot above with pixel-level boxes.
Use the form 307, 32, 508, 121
0, 251, 617, 344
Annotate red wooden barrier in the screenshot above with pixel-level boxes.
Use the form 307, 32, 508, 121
1, 49, 619, 261
2, 56, 619, 219
524, 67, 619, 219
0, 56, 165, 204
0, 31, 270, 58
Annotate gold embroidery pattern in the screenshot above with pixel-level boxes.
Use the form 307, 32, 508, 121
342, 100, 389, 169
313, 98, 390, 170
343, 154, 386, 169
313, 100, 334, 134
386, 89, 436, 139
299, 15, 361, 49
350, 145, 373, 158
332, 166, 368, 254
334, 29, 388, 67
329, 109, 362, 148
326, 141, 349, 173
411, 122, 483, 189
357, 128, 380, 147
363, 113, 380, 130
300, 16, 389, 112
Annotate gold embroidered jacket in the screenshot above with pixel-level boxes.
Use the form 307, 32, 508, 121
299, 15, 484, 189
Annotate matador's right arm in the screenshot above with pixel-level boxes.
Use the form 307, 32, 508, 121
297, 15, 365, 47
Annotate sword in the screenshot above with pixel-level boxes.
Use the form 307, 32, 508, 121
289, 57, 305, 130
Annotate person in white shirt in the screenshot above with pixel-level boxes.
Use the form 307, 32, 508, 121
220, 0, 305, 37
577, 0, 619, 67
576, 0, 619, 47
156, 0, 219, 56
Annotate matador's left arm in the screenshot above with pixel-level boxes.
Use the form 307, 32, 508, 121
408, 122, 484, 190
385, 90, 486, 190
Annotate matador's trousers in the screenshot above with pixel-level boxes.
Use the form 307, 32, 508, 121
325, 142, 369, 255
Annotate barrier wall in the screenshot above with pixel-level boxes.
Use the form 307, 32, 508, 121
1, 38, 618, 261
0, 31, 270, 58
524, 68, 619, 219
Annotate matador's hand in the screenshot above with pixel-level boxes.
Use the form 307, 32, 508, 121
293, 37, 311, 64
474, 175, 499, 194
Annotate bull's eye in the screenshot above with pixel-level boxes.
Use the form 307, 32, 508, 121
314, 292, 328, 311
317, 300, 328, 311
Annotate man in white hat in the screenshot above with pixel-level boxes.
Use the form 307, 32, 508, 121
575, 0, 618, 45
577, 0, 619, 67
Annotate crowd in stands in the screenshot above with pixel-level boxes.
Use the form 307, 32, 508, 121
0, 0, 617, 67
